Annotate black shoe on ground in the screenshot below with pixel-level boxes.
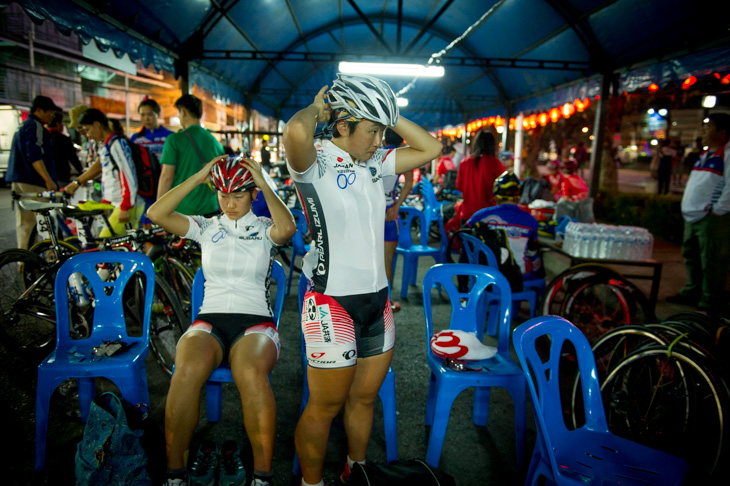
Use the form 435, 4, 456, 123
666, 293, 700, 306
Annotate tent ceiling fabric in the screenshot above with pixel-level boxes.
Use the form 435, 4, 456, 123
4, 0, 727, 128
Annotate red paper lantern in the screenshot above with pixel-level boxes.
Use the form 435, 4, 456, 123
681, 75, 697, 90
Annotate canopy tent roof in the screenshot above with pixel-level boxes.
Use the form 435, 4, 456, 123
3, 0, 728, 129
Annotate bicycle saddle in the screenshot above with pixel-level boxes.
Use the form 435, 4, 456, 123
18, 200, 66, 211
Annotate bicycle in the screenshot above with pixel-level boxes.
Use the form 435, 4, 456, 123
0, 201, 188, 376
19, 191, 196, 324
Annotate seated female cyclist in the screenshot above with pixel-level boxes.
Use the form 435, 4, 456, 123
283, 74, 441, 486
147, 155, 296, 486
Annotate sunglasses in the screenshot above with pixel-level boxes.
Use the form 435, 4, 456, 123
443, 358, 483, 372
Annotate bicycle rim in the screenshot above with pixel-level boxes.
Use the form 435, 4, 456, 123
29, 239, 79, 264
148, 276, 187, 376
156, 256, 194, 318
602, 347, 727, 477
570, 326, 669, 429
0, 249, 57, 352
562, 279, 633, 343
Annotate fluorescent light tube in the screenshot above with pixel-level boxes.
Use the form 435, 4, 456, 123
339, 62, 444, 77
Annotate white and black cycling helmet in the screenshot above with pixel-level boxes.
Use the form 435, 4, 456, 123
328, 73, 399, 127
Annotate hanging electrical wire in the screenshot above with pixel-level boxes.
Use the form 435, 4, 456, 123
396, 0, 507, 97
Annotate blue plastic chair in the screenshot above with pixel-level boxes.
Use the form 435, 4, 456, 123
188, 259, 286, 422
393, 206, 444, 299
286, 208, 310, 296
417, 178, 450, 260
35, 251, 155, 470
459, 233, 544, 321
422, 263, 526, 469
292, 274, 398, 475
512, 316, 689, 485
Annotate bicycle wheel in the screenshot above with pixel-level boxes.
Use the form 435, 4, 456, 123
29, 239, 80, 264
155, 256, 194, 318
601, 345, 729, 479
147, 276, 187, 376
541, 264, 626, 316
570, 326, 669, 429
0, 249, 57, 353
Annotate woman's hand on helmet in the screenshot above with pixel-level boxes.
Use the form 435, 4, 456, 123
199, 155, 226, 185
239, 156, 264, 189
312, 85, 331, 124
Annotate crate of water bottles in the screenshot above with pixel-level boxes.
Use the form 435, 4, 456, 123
562, 223, 654, 261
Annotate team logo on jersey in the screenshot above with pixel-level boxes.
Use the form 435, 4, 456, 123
369, 167, 377, 177
212, 229, 227, 243
310, 352, 325, 359
337, 172, 357, 189
319, 304, 333, 343
305, 297, 317, 322
343, 350, 356, 360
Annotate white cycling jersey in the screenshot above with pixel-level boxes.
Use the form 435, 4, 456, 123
289, 139, 397, 296
184, 211, 277, 316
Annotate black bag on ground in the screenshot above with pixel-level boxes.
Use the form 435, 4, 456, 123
349, 459, 456, 486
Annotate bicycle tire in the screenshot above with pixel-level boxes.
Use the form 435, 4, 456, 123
570, 325, 669, 429
541, 264, 627, 317
601, 345, 729, 478
560, 273, 651, 343
29, 239, 80, 263
155, 255, 195, 318
0, 249, 57, 353
147, 276, 188, 376
664, 311, 719, 335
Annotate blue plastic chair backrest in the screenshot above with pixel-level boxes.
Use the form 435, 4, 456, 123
397, 206, 429, 247
192, 259, 286, 328
290, 208, 309, 255
459, 233, 499, 268
420, 178, 439, 213
422, 263, 512, 353
512, 316, 610, 463
54, 251, 155, 347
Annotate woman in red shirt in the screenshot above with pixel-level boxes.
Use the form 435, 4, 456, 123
436, 145, 456, 184
455, 130, 506, 221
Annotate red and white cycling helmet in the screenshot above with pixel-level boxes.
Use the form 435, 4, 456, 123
430, 330, 497, 360
211, 155, 256, 193
328, 73, 399, 127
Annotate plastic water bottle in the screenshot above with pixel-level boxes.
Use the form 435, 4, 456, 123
68, 272, 89, 307
563, 223, 575, 255
597, 225, 608, 259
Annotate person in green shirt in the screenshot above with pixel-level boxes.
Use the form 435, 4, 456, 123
158, 94, 224, 215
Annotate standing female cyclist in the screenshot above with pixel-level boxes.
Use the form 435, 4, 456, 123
283, 74, 441, 486
147, 155, 296, 486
